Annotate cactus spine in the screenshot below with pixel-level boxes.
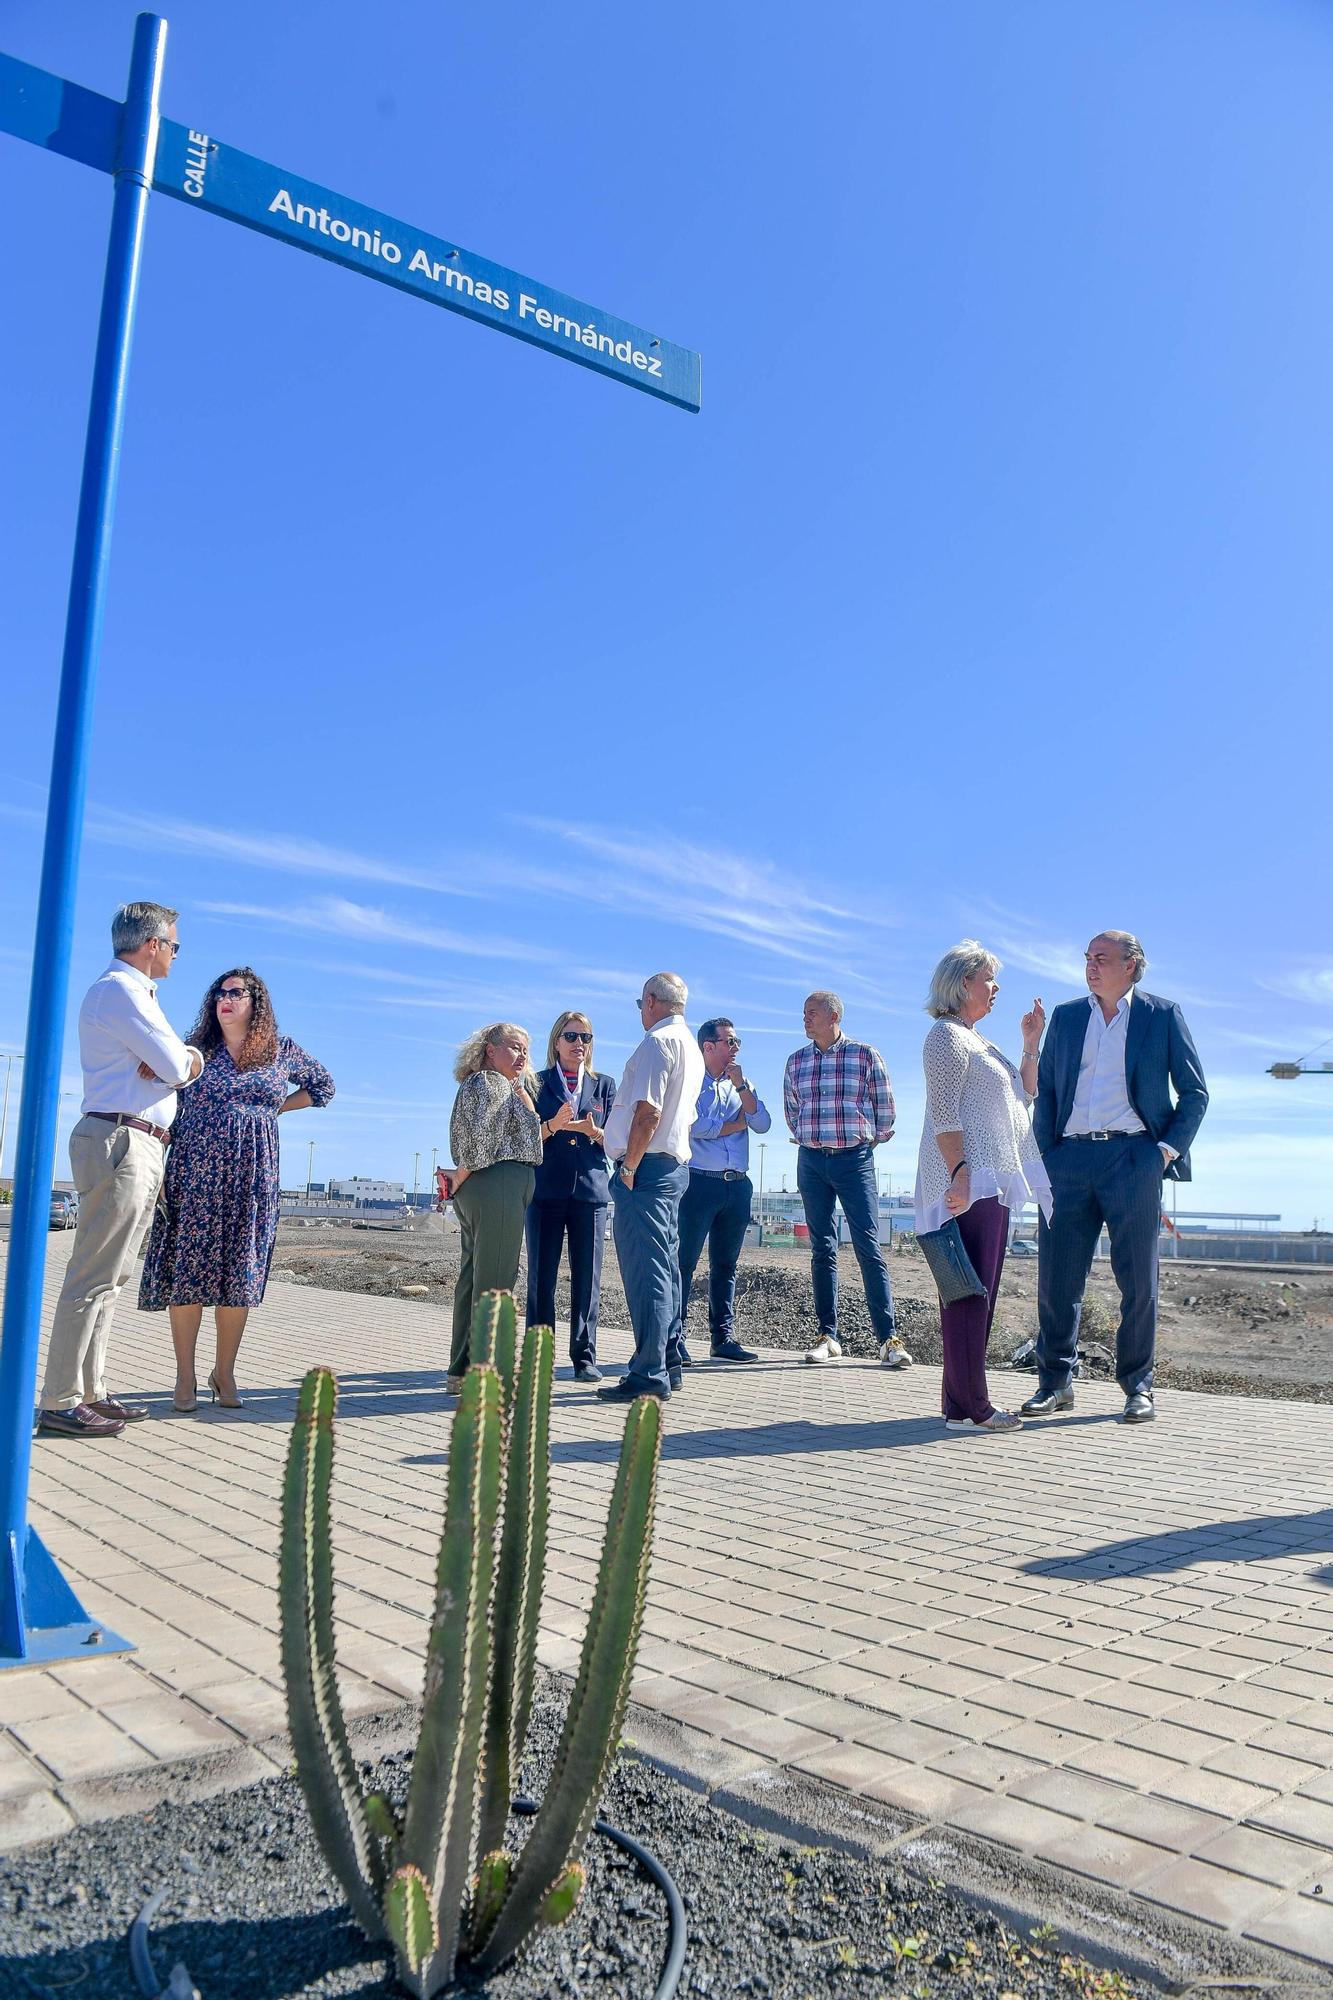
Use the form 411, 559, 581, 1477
280, 1291, 658, 1997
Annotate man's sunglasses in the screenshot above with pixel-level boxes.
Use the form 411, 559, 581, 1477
152, 938, 181, 957
561, 1029, 594, 1044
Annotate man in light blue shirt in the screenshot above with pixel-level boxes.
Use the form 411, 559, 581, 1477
676, 1017, 772, 1366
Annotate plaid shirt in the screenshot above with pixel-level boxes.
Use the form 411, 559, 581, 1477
783, 1035, 896, 1149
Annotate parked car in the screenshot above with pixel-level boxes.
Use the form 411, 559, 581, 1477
1008, 1236, 1039, 1258
49, 1190, 79, 1230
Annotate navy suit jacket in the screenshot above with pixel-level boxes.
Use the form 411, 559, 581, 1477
530, 1066, 616, 1205
1033, 990, 1208, 1182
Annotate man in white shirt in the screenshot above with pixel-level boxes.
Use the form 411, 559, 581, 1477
1025, 930, 1208, 1425
37, 903, 203, 1438
598, 972, 705, 1403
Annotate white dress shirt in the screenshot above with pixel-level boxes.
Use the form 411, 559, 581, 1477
78, 961, 200, 1128
604, 1014, 706, 1165
1063, 991, 1145, 1137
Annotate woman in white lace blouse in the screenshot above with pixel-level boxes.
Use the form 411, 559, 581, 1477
914, 942, 1051, 1433
446, 1021, 543, 1391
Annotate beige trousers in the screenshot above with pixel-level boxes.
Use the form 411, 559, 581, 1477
40, 1115, 165, 1410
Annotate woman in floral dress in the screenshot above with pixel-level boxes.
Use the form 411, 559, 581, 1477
139, 968, 334, 1409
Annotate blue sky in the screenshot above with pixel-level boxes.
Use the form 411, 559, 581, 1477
2, 0, 1330, 1224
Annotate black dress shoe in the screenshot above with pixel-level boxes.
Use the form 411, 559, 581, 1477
596, 1378, 670, 1404
1123, 1390, 1155, 1422
711, 1339, 757, 1362
573, 1363, 603, 1384
1019, 1387, 1075, 1416
667, 1366, 684, 1391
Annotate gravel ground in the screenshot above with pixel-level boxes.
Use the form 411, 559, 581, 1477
272, 1226, 1333, 1405
0, 1677, 1170, 2000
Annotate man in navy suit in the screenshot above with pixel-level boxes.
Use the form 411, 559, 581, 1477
1022, 930, 1207, 1425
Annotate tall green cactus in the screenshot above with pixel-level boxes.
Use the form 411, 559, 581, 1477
279, 1290, 660, 1998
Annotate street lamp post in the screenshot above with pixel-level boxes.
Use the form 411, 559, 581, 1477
412, 1151, 420, 1213
0, 1055, 15, 1183
756, 1141, 765, 1241
306, 1139, 315, 1203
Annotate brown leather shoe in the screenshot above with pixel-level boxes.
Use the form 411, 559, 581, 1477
90, 1398, 150, 1423
36, 1403, 125, 1438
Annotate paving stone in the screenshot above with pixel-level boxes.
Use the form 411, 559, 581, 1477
1247, 1793, 1333, 1849
13, 1709, 154, 1782
0, 1787, 77, 1853
1032, 1818, 1167, 1887
1192, 1823, 1330, 1890
1154, 1764, 1284, 1821
1139, 1855, 1287, 1929
949, 1791, 1082, 1854
1246, 1893, 1333, 1968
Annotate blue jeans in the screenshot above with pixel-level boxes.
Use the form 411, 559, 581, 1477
796, 1143, 896, 1344
678, 1171, 752, 1347
611, 1155, 689, 1395
1037, 1133, 1163, 1396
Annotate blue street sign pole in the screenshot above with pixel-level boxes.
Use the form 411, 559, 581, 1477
0, 13, 166, 1668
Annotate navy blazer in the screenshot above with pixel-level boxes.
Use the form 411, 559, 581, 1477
530, 1066, 616, 1205
1033, 990, 1208, 1181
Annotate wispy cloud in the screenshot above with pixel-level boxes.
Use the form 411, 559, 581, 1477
988, 933, 1086, 986
198, 897, 552, 962
1260, 964, 1333, 1008
86, 806, 476, 898
505, 819, 876, 962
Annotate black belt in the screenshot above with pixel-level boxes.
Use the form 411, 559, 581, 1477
800, 1141, 866, 1154
87, 1111, 171, 1145
690, 1167, 748, 1182
1064, 1130, 1139, 1143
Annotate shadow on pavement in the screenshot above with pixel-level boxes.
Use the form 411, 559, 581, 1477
1022, 1509, 1333, 1588
401, 1409, 1121, 1470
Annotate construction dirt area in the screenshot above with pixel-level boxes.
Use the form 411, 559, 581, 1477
270, 1218, 1333, 1403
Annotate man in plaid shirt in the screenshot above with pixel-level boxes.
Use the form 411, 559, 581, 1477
784, 991, 913, 1368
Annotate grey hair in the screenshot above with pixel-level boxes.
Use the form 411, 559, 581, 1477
805, 990, 843, 1023
454, 1020, 531, 1083
925, 940, 1000, 1019
1091, 929, 1147, 985
112, 902, 179, 955
643, 971, 687, 1012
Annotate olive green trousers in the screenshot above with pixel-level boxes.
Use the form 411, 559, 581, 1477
448, 1161, 534, 1375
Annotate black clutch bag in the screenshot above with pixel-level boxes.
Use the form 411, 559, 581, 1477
917, 1217, 987, 1306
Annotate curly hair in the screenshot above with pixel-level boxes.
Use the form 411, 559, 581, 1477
454, 1021, 533, 1084
189, 967, 279, 1071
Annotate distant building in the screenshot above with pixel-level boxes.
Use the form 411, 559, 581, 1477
330, 1177, 406, 1205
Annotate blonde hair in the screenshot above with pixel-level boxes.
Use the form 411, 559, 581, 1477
454, 1021, 532, 1083
925, 941, 1000, 1019
545, 1010, 597, 1074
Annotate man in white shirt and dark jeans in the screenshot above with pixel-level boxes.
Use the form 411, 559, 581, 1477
37, 903, 203, 1439
598, 972, 705, 1404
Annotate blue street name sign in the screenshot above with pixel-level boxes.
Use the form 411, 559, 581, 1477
152, 123, 701, 412
0, 51, 701, 412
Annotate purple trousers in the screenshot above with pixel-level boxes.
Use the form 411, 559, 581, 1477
939, 1195, 1009, 1423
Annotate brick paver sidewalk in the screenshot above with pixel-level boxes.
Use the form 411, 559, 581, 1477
2, 1239, 1331, 1973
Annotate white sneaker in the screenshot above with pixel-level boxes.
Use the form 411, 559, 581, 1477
879, 1337, 914, 1370
802, 1337, 842, 1364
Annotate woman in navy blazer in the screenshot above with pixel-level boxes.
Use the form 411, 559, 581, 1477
526, 1011, 617, 1382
